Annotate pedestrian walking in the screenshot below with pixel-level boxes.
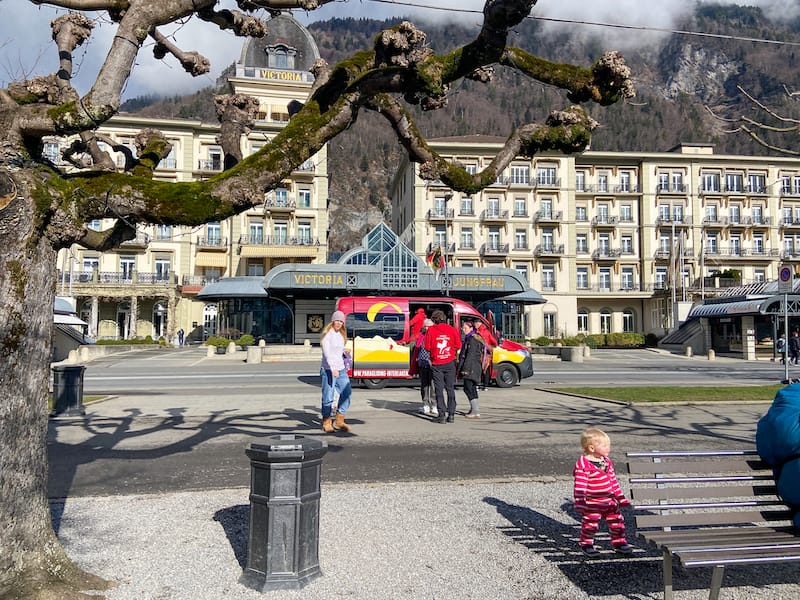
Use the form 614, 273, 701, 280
320, 310, 352, 433
423, 309, 461, 423
410, 318, 436, 416
456, 320, 486, 419
776, 333, 787, 364
790, 331, 800, 365
572, 427, 634, 557
177, 328, 185, 346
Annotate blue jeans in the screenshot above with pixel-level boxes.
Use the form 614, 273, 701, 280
320, 368, 352, 417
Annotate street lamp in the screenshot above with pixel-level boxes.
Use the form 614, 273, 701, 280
443, 192, 453, 295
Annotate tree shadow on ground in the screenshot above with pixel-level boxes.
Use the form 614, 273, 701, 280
484, 495, 800, 598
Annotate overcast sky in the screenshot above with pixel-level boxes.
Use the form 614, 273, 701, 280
2, 0, 798, 99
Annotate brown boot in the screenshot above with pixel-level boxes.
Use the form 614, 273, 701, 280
333, 413, 351, 432
322, 417, 334, 433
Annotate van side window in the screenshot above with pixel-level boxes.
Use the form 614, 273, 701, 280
347, 312, 405, 340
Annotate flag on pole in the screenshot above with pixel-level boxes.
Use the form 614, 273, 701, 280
426, 246, 444, 278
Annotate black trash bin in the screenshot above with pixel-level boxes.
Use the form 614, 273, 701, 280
51, 365, 86, 416
241, 434, 328, 591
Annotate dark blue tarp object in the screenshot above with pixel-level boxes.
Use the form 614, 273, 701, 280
756, 383, 800, 526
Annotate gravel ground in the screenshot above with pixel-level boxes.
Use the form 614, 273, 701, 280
53, 478, 800, 600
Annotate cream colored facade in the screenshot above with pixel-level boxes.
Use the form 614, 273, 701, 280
53, 14, 329, 343
391, 137, 800, 341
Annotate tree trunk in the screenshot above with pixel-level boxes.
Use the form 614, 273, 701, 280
0, 177, 110, 597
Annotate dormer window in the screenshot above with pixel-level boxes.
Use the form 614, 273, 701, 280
266, 44, 297, 70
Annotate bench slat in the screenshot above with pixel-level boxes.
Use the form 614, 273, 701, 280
627, 458, 770, 475
631, 484, 777, 502
677, 547, 800, 568
635, 508, 792, 529
639, 526, 799, 549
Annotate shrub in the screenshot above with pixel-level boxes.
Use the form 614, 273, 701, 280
205, 336, 232, 348
532, 336, 552, 346
237, 334, 255, 347
585, 334, 605, 347
562, 336, 583, 347
605, 332, 645, 347
581, 335, 598, 349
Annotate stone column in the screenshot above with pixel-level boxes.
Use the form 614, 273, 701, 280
129, 296, 138, 339
89, 297, 99, 339
167, 293, 177, 343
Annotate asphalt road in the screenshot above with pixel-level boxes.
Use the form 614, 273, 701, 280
47, 347, 778, 499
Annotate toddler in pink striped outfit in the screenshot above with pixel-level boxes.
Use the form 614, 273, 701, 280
572, 427, 634, 557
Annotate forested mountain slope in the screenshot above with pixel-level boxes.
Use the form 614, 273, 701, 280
124, 6, 800, 250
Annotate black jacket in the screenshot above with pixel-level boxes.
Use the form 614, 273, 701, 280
457, 332, 486, 382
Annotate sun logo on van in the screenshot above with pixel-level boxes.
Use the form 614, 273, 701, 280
366, 301, 403, 322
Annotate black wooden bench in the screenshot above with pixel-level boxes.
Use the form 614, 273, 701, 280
626, 450, 800, 600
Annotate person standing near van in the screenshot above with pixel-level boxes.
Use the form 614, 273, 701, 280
424, 310, 461, 423
410, 318, 436, 416
320, 310, 352, 433
457, 320, 486, 419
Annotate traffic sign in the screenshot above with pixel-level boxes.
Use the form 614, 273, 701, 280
779, 265, 794, 293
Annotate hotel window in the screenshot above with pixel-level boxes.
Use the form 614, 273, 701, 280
274, 188, 288, 206
297, 189, 311, 208
247, 260, 264, 277
659, 234, 670, 254
729, 204, 741, 224
537, 166, 557, 186
621, 268, 634, 290
540, 198, 553, 219
598, 172, 609, 192
755, 269, 766, 283
515, 228, 528, 250
88, 219, 102, 231
671, 172, 683, 192
541, 266, 555, 291
673, 204, 683, 222
622, 309, 635, 333
752, 205, 763, 224
598, 233, 610, 254
249, 220, 264, 244
274, 222, 288, 244
460, 227, 474, 249
706, 233, 718, 254
541, 228, 554, 251
795, 206, 800, 222
658, 204, 670, 221
781, 176, 792, 194
207, 147, 222, 170
487, 197, 500, 218
748, 173, 766, 193
705, 205, 718, 222
576, 234, 588, 254
514, 264, 528, 283
597, 203, 609, 223
784, 236, 794, 254
433, 196, 448, 217
511, 164, 530, 184
120, 256, 135, 281
43, 141, 60, 163
783, 207, 792, 224
753, 233, 764, 254
600, 309, 612, 334
701, 172, 720, 192
657, 173, 669, 192
621, 235, 633, 254
655, 268, 667, 288
434, 225, 446, 247
206, 222, 221, 245
543, 312, 557, 337
460, 195, 474, 216
599, 268, 611, 290
154, 258, 171, 282
487, 227, 501, 250
155, 225, 171, 241
576, 171, 586, 192
619, 204, 632, 222
514, 197, 527, 217
577, 309, 589, 333
730, 235, 741, 256
298, 222, 311, 244
725, 173, 743, 193
576, 267, 589, 289
619, 171, 631, 192
576, 206, 587, 221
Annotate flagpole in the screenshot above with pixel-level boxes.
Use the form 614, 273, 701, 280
444, 192, 452, 296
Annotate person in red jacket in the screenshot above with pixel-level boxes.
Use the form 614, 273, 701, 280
423, 309, 461, 423
572, 427, 634, 557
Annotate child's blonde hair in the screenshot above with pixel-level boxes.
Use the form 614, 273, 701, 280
580, 427, 609, 452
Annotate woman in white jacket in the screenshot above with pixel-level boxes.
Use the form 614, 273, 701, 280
320, 310, 352, 432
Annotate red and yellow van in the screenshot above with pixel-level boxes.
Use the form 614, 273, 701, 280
335, 296, 533, 388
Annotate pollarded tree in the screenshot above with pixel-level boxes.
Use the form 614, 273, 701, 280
0, 0, 633, 596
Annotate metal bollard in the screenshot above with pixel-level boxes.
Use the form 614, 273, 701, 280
241, 435, 328, 591
51, 365, 86, 416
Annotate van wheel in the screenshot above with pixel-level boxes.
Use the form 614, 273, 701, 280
362, 378, 388, 389
494, 364, 519, 388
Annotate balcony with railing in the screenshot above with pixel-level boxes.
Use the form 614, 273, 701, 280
459, 207, 475, 217
58, 270, 176, 287
240, 235, 320, 247
654, 248, 695, 260
656, 183, 688, 195
779, 217, 800, 228
480, 209, 509, 223
577, 280, 642, 293
779, 186, 800, 197
196, 236, 228, 250
479, 243, 510, 256
196, 158, 222, 172
655, 215, 692, 227
535, 177, 561, 189
534, 243, 565, 257
703, 245, 780, 259
702, 216, 728, 227
591, 215, 618, 227
180, 274, 220, 294
591, 248, 622, 260
293, 160, 315, 173
511, 208, 529, 218
426, 242, 456, 254
612, 184, 640, 194
426, 208, 455, 221
513, 241, 529, 251
533, 210, 563, 223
